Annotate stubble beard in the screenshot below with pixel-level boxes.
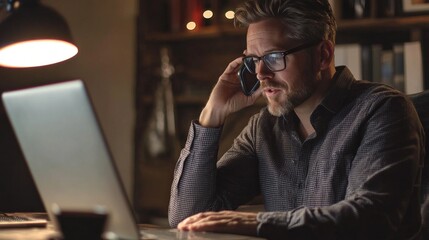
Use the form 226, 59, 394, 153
263, 79, 315, 117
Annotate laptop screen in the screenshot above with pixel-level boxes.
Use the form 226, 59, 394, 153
2, 80, 140, 239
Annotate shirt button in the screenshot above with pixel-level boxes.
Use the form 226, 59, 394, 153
292, 160, 296, 164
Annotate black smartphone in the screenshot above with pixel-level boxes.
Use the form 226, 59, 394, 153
238, 64, 260, 96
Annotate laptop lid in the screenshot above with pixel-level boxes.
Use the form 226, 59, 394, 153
2, 80, 140, 239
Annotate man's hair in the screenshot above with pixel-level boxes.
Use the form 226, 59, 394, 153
234, 0, 337, 43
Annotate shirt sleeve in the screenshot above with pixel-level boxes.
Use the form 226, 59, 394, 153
256, 94, 424, 240
168, 118, 260, 227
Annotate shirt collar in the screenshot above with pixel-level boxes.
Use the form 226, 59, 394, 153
281, 66, 356, 124
319, 66, 356, 114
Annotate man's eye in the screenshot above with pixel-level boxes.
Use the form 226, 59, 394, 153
265, 54, 282, 64
266, 53, 282, 61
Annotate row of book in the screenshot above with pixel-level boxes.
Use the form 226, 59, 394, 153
335, 41, 424, 94
329, 0, 401, 19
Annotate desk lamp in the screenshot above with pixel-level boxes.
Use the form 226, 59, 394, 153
0, 0, 78, 68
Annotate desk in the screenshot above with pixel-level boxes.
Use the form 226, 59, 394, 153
141, 227, 265, 240
0, 226, 57, 240
0, 224, 265, 240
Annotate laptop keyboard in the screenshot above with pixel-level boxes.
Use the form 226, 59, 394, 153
0, 214, 47, 228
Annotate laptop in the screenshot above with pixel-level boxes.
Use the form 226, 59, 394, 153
2, 80, 263, 240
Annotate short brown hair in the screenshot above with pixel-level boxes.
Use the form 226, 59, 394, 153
234, 0, 337, 43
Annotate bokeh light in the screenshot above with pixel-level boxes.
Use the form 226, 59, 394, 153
203, 10, 213, 19
186, 21, 197, 30
225, 10, 235, 19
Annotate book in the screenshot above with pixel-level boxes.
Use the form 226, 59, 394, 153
393, 44, 405, 92
170, 0, 183, 32
381, 49, 394, 87
187, 0, 203, 29
371, 44, 383, 83
377, 0, 397, 17
361, 45, 373, 81
335, 44, 362, 80
404, 42, 424, 94
171, 0, 203, 31
328, 0, 342, 20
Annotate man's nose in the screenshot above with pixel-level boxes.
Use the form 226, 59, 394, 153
256, 60, 273, 81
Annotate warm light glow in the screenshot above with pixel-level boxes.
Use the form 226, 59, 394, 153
225, 10, 235, 19
186, 21, 197, 31
203, 10, 213, 19
0, 39, 78, 68
12, 1, 20, 10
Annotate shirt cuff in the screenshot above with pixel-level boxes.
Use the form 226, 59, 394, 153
185, 120, 223, 150
256, 211, 291, 239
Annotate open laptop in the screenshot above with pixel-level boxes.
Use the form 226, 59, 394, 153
2, 80, 263, 240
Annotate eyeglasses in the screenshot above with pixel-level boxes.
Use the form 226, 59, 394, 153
242, 40, 322, 74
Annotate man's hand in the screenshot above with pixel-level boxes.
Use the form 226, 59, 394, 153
177, 211, 259, 237
199, 58, 262, 128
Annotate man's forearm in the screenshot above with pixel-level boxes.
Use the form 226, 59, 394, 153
199, 106, 227, 128
168, 122, 223, 227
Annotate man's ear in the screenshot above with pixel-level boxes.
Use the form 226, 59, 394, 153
319, 40, 334, 70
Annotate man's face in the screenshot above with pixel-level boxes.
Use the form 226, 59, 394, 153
245, 19, 319, 116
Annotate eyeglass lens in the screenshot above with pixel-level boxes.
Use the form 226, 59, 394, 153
243, 53, 285, 74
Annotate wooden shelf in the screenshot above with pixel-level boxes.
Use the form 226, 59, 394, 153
143, 25, 246, 42
143, 15, 429, 43
338, 15, 429, 31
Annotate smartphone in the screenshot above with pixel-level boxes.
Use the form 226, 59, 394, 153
238, 64, 260, 96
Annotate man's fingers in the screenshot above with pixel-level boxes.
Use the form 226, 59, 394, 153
178, 211, 250, 230
177, 212, 216, 229
223, 57, 243, 75
177, 211, 258, 237
184, 218, 230, 232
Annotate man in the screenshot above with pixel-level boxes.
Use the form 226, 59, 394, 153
168, 0, 425, 239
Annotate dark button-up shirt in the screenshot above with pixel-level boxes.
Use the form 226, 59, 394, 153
169, 67, 425, 239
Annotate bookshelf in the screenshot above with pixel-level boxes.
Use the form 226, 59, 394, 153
135, 0, 429, 224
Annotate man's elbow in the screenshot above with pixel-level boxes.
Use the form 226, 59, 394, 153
168, 201, 187, 227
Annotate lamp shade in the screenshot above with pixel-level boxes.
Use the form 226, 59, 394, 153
0, 1, 78, 68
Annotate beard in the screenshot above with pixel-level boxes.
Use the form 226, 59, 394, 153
262, 76, 316, 117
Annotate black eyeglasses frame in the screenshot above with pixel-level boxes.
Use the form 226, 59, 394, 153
242, 40, 322, 74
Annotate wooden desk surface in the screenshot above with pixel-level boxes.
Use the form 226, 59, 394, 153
0, 224, 265, 240
0, 228, 265, 240
0, 226, 57, 240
